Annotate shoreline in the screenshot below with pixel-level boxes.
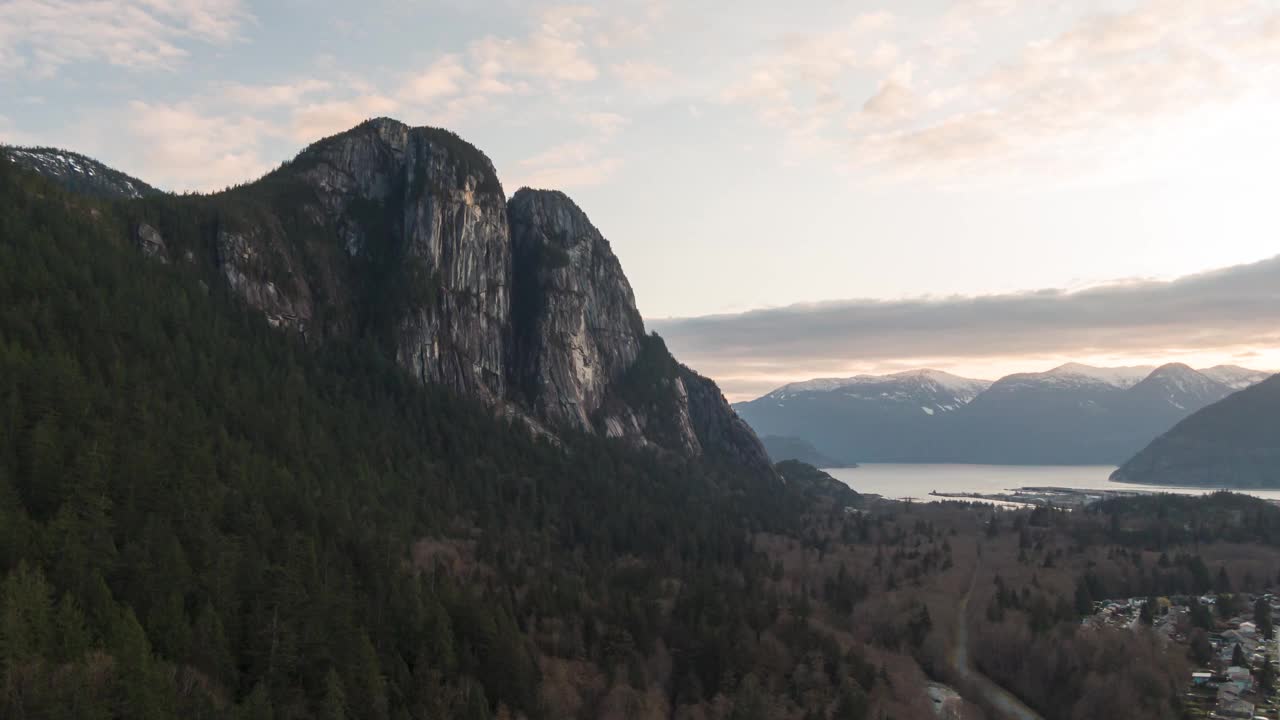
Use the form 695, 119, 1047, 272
930, 485, 1163, 508
930, 485, 1280, 509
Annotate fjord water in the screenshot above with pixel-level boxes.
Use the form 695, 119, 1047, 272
824, 464, 1280, 503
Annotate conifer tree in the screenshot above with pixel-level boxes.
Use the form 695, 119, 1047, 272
1256, 597, 1274, 640
321, 667, 349, 720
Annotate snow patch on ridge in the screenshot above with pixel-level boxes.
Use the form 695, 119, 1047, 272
1199, 365, 1274, 390
1041, 362, 1155, 388
774, 368, 992, 401
761, 363, 1271, 406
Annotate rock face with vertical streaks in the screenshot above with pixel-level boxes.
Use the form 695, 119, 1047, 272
19, 118, 772, 474
507, 188, 645, 430
283, 117, 512, 402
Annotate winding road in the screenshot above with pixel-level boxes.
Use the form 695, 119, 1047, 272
949, 567, 1046, 720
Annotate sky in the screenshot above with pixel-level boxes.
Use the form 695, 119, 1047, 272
3, 0, 1280, 400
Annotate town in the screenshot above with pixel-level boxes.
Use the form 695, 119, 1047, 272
1085, 593, 1280, 719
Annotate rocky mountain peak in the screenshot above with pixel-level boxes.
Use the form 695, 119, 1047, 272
35, 119, 770, 474
198, 118, 516, 402
1145, 362, 1203, 381
288, 117, 504, 203
1135, 364, 1225, 394
507, 187, 646, 430
1127, 363, 1230, 410
507, 188, 635, 287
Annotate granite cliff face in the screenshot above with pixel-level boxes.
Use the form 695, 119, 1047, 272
110, 118, 769, 471
507, 188, 645, 430
679, 367, 774, 470
289, 119, 511, 401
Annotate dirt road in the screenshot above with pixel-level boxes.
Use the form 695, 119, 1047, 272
949, 568, 1046, 720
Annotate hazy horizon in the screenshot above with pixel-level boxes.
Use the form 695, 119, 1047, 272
656, 253, 1280, 401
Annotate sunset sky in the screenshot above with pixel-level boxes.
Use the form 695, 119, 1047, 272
4, 0, 1280, 399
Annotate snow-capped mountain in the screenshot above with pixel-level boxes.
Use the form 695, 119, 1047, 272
949, 363, 1244, 464
1114, 375, 1280, 488
734, 362, 1270, 465
4, 146, 159, 200
736, 369, 994, 464
776, 377, 867, 394
770, 369, 991, 412
996, 362, 1155, 391
1199, 365, 1274, 390
1124, 363, 1234, 412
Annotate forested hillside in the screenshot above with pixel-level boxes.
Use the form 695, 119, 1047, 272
1113, 376, 1280, 487
6, 148, 1272, 720
0, 157, 855, 718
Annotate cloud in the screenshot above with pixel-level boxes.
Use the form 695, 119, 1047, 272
579, 111, 628, 136
874, 0, 1279, 179
651, 255, 1280, 399
0, 37, 23, 72
861, 81, 915, 118
853, 10, 894, 32
865, 41, 900, 70
400, 54, 472, 103
858, 64, 917, 121
391, 5, 604, 123
611, 60, 673, 90
100, 101, 276, 191
721, 0, 1280, 183
11, 0, 632, 192
721, 12, 901, 156
289, 94, 400, 143
722, 68, 790, 107
592, 0, 667, 48
469, 4, 599, 84
0, 113, 34, 145
1232, 10, 1280, 59
862, 18, 1246, 177
936, 0, 1025, 41
0, 0, 250, 75
393, 5, 618, 125
514, 122, 624, 189
514, 140, 621, 190
221, 79, 332, 108
510, 110, 631, 191
371, 5, 609, 122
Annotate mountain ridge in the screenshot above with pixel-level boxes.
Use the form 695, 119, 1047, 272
4, 145, 162, 200
736, 362, 1272, 465
17, 117, 770, 473
994, 362, 1155, 390
773, 368, 992, 402
1113, 375, 1280, 487
0, 152, 831, 719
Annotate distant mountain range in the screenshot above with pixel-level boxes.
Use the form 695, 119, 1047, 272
1113, 375, 1280, 487
734, 363, 1273, 466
